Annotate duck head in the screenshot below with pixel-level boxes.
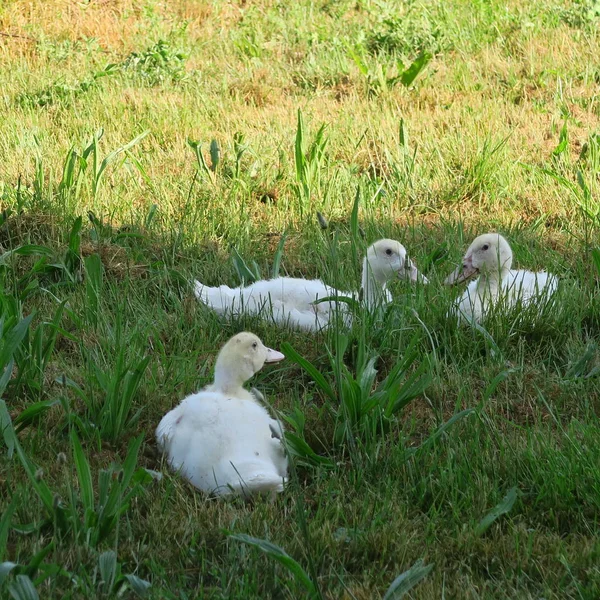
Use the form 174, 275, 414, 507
213, 332, 284, 391
365, 239, 428, 285
445, 233, 513, 285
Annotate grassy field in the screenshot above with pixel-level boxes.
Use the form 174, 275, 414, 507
1, 0, 600, 597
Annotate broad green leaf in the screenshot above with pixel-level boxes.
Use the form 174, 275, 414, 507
283, 432, 334, 468
400, 52, 432, 87
209, 139, 220, 171
98, 550, 117, 593
0, 562, 18, 586
8, 574, 39, 600
475, 487, 519, 536
229, 534, 318, 598
22, 541, 53, 578
383, 559, 434, 599
552, 121, 568, 156
124, 574, 152, 597
14, 399, 60, 433
281, 343, 335, 402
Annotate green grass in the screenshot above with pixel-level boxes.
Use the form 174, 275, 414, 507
1, 0, 600, 597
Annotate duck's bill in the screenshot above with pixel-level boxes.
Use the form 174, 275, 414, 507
445, 264, 479, 285
401, 262, 429, 284
265, 348, 285, 363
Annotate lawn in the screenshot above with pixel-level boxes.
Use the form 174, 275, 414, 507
1, 0, 600, 597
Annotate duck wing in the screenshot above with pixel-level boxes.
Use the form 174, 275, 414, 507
504, 270, 558, 305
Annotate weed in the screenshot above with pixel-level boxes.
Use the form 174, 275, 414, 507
122, 40, 188, 86
17, 65, 118, 108
294, 110, 329, 216
282, 330, 432, 456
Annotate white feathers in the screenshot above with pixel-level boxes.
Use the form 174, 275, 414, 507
156, 392, 287, 496
194, 239, 427, 331
194, 277, 350, 330
446, 233, 559, 324
156, 333, 287, 498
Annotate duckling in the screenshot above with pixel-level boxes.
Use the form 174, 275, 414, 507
194, 239, 427, 330
445, 232, 558, 323
156, 332, 287, 497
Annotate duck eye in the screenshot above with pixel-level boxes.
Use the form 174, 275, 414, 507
482, 244, 489, 251
385, 248, 393, 256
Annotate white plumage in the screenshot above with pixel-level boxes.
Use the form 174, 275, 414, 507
156, 333, 287, 497
194, 239, 427, 331
446, 233, 558, 324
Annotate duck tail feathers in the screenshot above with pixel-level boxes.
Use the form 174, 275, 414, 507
194, 281, 236, 313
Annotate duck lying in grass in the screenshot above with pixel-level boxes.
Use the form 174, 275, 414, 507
156, 332, 287, 497
445, 232, 559, 324
194, 239, 428, 331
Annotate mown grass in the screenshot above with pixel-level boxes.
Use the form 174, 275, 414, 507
1, 0, 600, 597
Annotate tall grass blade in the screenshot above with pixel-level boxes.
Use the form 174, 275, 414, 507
0, 314, 33, 372
591, 248, 600, 277
0, 496, 17, 560
94, 130, 150, 197
408, 408, 475, 456
350, 185, 360, 266
232, 248, 259, 284
295, 109, 305, 187
271, 230, 288, 278
0, 402, 54, 513
71, 430, 94, 515
84, 254, 103, 328
0, 358, 14, 398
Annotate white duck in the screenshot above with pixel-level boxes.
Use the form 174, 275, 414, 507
156, 332, 287, 497
194, 239, 427, 331
445, 232, 558, 324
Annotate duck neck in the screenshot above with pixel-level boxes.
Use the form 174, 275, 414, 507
361, 258, 387, 308
212, 358, 251, 396
477, 265, 509, 296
